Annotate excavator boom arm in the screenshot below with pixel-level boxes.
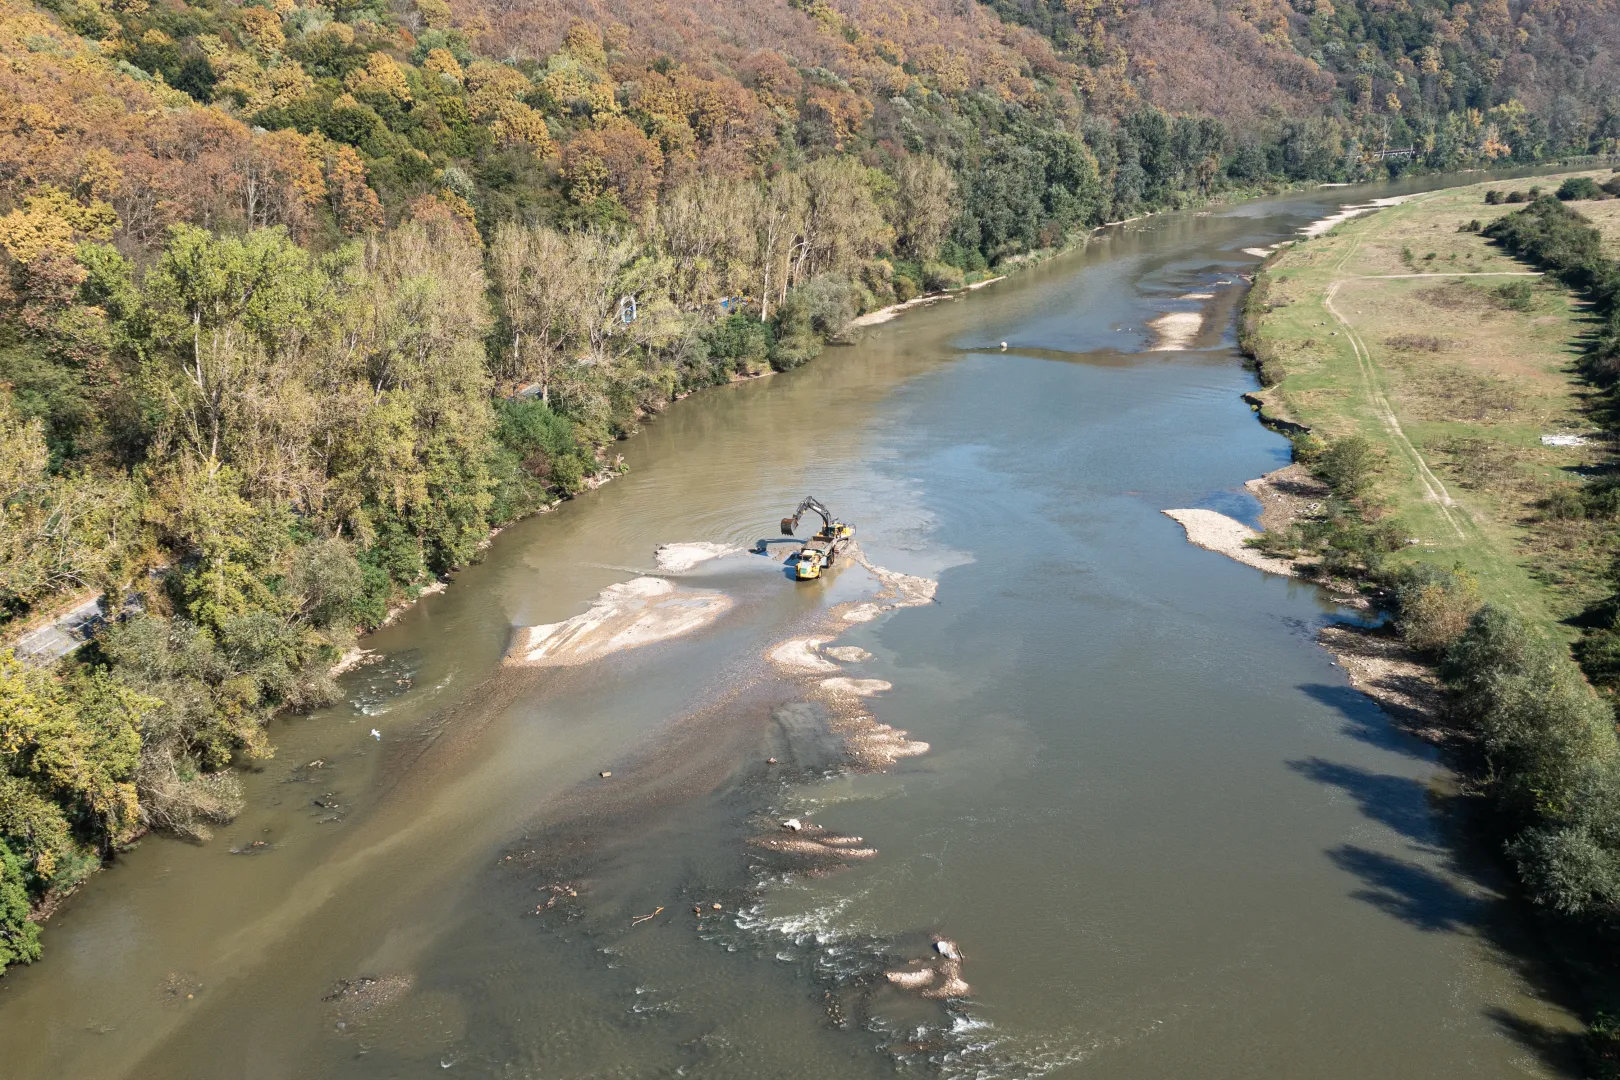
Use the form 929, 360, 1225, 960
780, 496, 832, 536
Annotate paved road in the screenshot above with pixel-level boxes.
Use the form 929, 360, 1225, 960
11, 594, 108, 666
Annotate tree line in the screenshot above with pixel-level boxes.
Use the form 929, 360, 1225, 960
1246, 188, 1620, 1073
1, 0, 1608, 973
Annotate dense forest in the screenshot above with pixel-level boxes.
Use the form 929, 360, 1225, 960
2, 0, 1618, 971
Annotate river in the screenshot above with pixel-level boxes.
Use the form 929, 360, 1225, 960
0, 175, 1582, 1078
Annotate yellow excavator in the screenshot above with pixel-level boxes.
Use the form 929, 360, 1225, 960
779, 497, 855, 581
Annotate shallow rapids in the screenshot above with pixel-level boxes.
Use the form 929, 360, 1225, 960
0, 171, 1584, 1080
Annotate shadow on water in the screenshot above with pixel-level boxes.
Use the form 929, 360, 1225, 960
1326, 844, 1481, 933
1292, 685, 1588, 1076
1297, 682, 1436, 761
1290, 759, 1443, 846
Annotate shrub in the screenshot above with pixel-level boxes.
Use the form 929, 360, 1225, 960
1392, 563, 1481, 654
1485, 190, 1504, 205
892, 274, 919, 302
1495, 279, 1535, 311
704, 312, 772, 377
1314, 435, 1383, 501
493, 397, 590, 497
796, 274, 861, 336
1506, 190, 1528, 203
1508, 819, 1620, 915
1557, 176, 1606, 202
1442, 604, 1533, 708
1541, 484, 1588, 521
921, 261, 964, 292
0, 841, 41, 973
770, 289, 822, 371
285, 538, 364, 630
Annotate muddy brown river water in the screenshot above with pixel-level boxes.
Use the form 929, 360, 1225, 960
0, 176, 1584, 1078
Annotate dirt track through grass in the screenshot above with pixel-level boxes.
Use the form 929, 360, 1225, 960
1250, 171, 1618, 629
1322, 275, 1468, 539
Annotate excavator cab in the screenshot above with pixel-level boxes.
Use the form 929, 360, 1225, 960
779, 497, 855, 581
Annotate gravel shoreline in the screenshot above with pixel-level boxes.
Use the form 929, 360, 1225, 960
1166, 465, 1445, 738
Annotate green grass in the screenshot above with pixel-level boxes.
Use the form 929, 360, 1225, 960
1250, 171, 1615, 635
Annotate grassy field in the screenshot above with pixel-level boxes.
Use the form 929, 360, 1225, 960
1247, 170, 1620, 633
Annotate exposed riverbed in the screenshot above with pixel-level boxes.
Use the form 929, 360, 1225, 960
0, 175, 1581, 1078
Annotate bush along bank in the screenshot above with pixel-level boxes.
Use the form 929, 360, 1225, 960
1251, 423, 1620, 1072
1244, 192, 1620, 1073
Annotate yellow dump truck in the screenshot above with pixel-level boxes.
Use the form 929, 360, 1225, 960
779, 497, 855, 580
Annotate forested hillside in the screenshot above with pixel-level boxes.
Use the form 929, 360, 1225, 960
1, 0, 1616, 970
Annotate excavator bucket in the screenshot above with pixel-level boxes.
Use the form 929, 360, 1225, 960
781, 517, 797, 536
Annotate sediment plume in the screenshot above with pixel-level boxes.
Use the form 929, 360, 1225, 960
505, 577, 732, 666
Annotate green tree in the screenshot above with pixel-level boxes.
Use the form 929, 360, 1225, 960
0, 840, 41, 973
1, 652, 154, 881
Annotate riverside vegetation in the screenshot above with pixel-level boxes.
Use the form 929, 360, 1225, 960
1243, 170, 1620, 1072
2, 0, 1619, 972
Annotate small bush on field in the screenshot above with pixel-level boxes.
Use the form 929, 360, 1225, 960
1541, 484, 1590, 521
1385, 334, 1454, 352
1558, 177, 1606, 202
1459, 219, 1482, 232
1314, 435, 1384, 501
1495, 279, 1535, 311
1439, 436, 1525, 490
1506, 190, 1529, 203
1485, 190, 1504, 205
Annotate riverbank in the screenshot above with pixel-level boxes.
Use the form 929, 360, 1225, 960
1187, 167, 1620, 1072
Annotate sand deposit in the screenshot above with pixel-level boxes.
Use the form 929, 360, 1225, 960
885, 941, 971, 999
833, 715, 929, 767
1317, 624, 1449, 744
848, 548, 938, 608
653, 542, 743, 573
838, 602, 885, 623
1149, 311, 1204, 350
1161, 509, 1298, 577
1178, 292, 1215, 300
749, 834, 878, 859
850, 294, 946, 327
769, 638, 840, 673
1299, 195, 1413, 239
505, 577, 732, 666
823, 646, 871, 662
886, 968, 936, 989
819, 677, 893, 698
